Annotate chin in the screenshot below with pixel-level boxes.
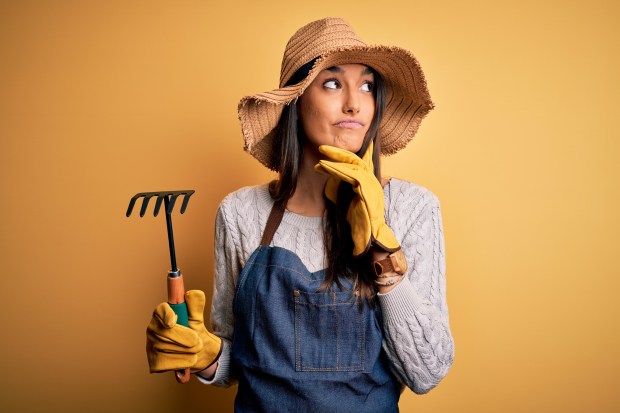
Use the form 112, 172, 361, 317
332, 139, 363, 153
346, 143, 364, 153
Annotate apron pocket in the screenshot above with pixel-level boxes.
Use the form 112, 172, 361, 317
293, 289, 365, 372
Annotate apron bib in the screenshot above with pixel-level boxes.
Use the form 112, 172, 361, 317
231, 202, 400, 412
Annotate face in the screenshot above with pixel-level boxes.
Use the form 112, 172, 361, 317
298, 63, 375, 154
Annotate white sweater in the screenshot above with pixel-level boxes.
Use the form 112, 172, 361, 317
201, 178, 454, 394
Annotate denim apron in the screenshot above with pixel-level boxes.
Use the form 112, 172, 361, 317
231, 202, 400, 412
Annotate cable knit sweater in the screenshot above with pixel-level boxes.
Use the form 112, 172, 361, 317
200, 178, 454, 394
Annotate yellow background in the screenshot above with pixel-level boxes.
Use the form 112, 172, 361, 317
1, 0, 619, 412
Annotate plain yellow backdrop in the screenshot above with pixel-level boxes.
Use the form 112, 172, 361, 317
1, 0, 619, 412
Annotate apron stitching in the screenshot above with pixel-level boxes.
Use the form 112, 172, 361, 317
295, 294, 301, 371
251, 262, 316, 282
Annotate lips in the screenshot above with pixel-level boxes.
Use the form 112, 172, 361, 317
335, 120, 364, 129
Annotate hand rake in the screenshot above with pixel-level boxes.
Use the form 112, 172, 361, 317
126, 190, 196, 384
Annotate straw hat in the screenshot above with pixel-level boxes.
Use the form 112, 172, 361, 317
238, 17, 434, 171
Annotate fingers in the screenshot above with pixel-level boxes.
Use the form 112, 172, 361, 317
147, 324, 201, 352
315, 160, 362, 186
146, 298, 206, 374
318, 141, 374, 169
153, 302, 178, 328
318, 145, 367, 168
315, 144, 375, 187
147, 351, 198, 373
148, 301, 202, 352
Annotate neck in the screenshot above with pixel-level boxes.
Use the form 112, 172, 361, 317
286, 145, 328, 217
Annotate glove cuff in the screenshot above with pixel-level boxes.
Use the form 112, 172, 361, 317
191, 331, 223, 373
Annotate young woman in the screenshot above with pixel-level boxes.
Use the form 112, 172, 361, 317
147, 17, 454, 412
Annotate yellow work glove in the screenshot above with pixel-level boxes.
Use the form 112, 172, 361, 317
146, 290, 221, 373
315, 142, 400, 256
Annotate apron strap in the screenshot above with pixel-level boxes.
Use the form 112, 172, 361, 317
260, 201, 286, 246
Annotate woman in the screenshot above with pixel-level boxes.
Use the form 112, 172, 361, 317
146, 17, 454, 412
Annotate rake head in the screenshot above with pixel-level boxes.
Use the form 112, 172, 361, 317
126, 189, 196, 275
126, 190, 195, 218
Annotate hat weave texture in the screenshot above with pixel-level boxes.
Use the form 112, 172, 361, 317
238, 17, 434, 170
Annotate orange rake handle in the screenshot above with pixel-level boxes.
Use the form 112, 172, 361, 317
168, 272, 191, 383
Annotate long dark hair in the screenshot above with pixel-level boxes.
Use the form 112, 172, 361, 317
269, 63, 386, 301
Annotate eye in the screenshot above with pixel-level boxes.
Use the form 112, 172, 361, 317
323, 79, 340, 89
361, 81, 374, 92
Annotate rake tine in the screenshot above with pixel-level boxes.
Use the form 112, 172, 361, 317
179, 192, 194, 214
126, 191, 196, 217
125, 194, 140, 217
153, 194, 166, 217
167, 193, 180, 215
139, 194, 155, 217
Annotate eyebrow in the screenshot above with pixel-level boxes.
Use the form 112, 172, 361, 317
327, 66, 373, 75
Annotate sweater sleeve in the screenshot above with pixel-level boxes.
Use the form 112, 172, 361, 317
377, 182, 454, 394
196, 200, 240, 387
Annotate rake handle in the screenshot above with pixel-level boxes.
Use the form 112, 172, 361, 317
168, 272, 191, 384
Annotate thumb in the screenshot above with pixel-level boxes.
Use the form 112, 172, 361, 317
185, 290, 206, 325
324, 177, 339, 204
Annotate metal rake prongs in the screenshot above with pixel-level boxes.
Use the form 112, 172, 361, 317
125, 190, 195, 218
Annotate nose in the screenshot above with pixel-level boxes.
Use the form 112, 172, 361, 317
343, 89, 360, 114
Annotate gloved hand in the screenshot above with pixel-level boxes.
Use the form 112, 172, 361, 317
146, 290, 222, 373
315, 141, 400, 256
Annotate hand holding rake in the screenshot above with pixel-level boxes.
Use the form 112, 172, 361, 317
127, 190, 221, 384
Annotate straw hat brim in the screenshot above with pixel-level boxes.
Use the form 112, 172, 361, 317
238, 45, 434, 171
